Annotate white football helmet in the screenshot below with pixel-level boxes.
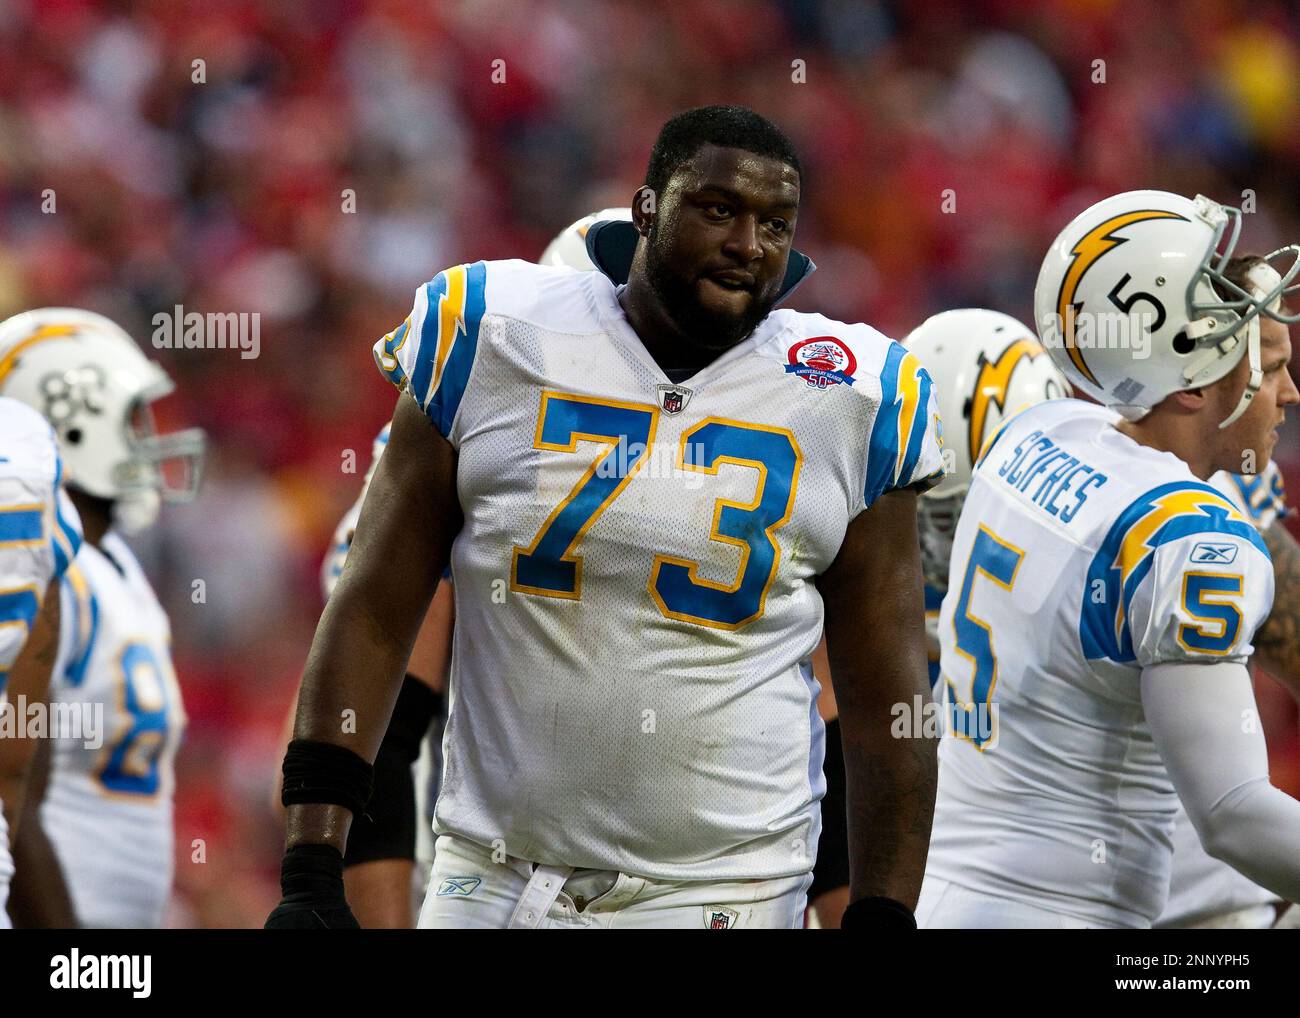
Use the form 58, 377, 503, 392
1035, 190, 1300, 427
905, 308, 1070, 589
540, 207, 633, 270
0, 308, 206, 532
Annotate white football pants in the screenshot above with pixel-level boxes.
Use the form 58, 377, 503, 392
418, 833, 812, 929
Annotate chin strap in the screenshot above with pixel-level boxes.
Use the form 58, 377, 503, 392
1218, 260, 1283, 429
1217, 317, 1262, 429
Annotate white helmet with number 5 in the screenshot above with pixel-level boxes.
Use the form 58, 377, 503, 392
1034, 189, 1300, 427
905, 308, 1070, 589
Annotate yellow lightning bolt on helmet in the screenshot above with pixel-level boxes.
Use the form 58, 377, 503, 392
1034, 190, 1300, 428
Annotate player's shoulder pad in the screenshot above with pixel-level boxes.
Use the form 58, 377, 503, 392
762, 312, 948, 504
770, 312, 947, 497
765, 308, 896, 383
372, 260, 603, 436
971, 396, 1090, 476
1079, 476, 1271, 665
0, 396, 59, 485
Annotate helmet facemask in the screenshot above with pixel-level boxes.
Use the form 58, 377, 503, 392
1181, 196, 1300, 428
122, 374, 206, 504
918, 491, 963, 592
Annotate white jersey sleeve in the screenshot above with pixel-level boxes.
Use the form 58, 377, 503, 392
1122, 483, 1273, 667
373, 263, 488, 442
0, 399, 82, 692
860, 342, 946, 508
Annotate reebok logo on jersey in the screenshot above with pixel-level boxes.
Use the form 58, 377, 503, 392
1189, 541, 1238, 564
437, 876, 482, 896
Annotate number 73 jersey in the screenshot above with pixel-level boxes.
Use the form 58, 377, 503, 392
926, 398, 1273, 927
373, 259, 944, 880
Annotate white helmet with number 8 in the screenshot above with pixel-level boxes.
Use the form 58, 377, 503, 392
1034, 190, 1300, 428
905, 308, 1070, 589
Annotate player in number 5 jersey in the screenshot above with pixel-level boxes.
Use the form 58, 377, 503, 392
920, 190, 1300, 928
0, 308, 205, 928
269, 105, 945, 930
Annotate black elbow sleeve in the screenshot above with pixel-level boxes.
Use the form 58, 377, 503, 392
343, 675, 440, 867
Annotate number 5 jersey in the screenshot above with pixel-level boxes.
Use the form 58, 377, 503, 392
373, 259, 944, 881
925, 397, 1274, 927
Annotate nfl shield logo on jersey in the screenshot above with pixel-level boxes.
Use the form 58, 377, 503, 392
705, 906, 739, 929
656, 383, 692, 415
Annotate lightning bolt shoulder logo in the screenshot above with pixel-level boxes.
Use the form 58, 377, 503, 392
967, 337, 1050, 467
1056, 209, 1186, 386
1079, 482, 1267, 662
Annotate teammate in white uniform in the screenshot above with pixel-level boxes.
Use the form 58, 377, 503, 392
269, 106, 944, 930
0, 397, 81, 928
1157, 459, 1297, 927
905, 309, 1071, 676
294, 212, 635, 928
920, 190, 1300, 928
0, 308, 204, 928
805, 308, 1070, 929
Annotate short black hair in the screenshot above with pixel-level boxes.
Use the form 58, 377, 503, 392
644, 105, 802, 197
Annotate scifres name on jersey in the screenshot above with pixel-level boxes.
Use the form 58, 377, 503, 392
991, 428, 1109, 523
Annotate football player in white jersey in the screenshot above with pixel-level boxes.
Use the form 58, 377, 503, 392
269, 105, 945, 930
905, 305, 1300, 929
0, 397, 81, 928
919, 190, 1300, 928
1, 308, 205, 928
807, 308, 1070, 929
1157, 365, 1300, 928
296, 208, 641, 928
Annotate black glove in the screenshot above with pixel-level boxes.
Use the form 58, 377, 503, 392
265, 843, 360, 929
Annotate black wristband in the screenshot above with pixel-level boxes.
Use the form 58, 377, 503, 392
280, 843, 347, 900
342, 676, 438, 867
840, 896, 917, 930
383, 675, 441, 764
281, 738, 374, 817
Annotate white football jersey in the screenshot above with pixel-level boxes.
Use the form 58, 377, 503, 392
925, 398, 1273, 927
0, 397, 81, 924
373, 259, 944, 880
1157, 462, 1289, 928
41, 532, 185, 927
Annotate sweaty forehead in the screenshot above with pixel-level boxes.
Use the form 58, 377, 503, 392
669, 145, 800, 207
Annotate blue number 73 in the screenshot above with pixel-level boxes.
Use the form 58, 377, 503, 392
511, 392, 802, 629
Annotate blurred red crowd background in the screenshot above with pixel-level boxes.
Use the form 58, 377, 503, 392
1, 0, 1297, 925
